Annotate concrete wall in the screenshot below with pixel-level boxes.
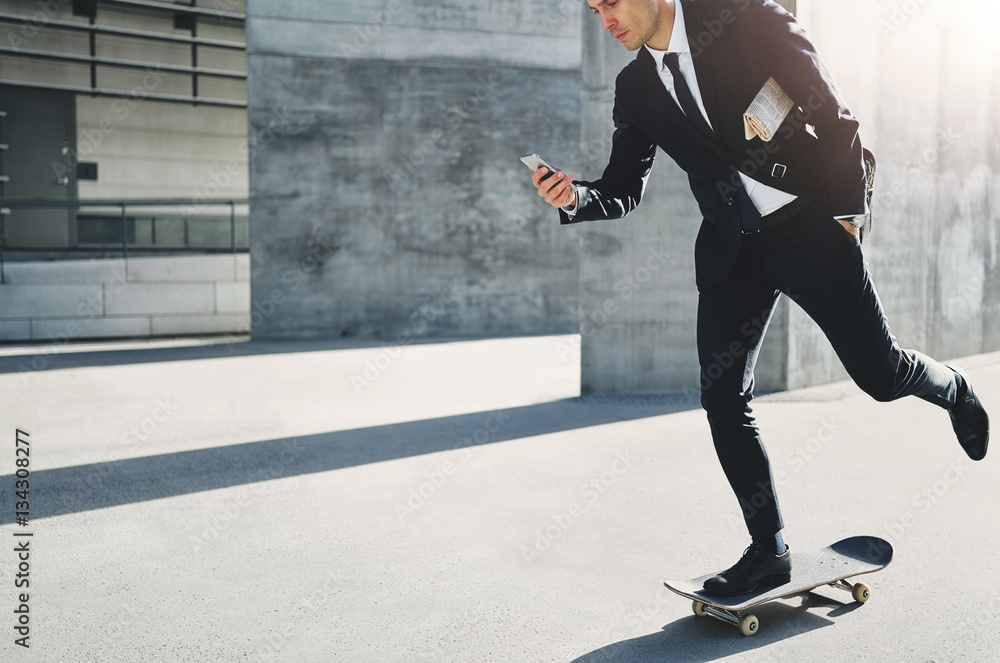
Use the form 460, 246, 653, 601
777, 0, 1000, 388
0, 255, 250, 341
245, 0, 584, 340
576, 0, 1000, 394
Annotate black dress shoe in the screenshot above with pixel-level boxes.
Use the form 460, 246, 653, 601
947, 365, 989, 461
702, 543, 791, 596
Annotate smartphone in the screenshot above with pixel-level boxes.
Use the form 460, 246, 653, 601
522, 153, 574, 208
520, 153, 555, 173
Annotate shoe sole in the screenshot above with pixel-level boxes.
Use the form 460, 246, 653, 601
702, 571, 791, 597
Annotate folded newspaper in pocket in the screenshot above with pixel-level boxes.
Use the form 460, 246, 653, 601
743, 76, 794, 142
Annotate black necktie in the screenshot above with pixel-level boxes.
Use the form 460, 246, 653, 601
663, 52, 761, 232
663, 53, 714, 138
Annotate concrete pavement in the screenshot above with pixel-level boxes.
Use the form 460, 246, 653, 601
0, 334, 998, 662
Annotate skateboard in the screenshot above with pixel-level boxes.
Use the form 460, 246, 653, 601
663, 535, 893, 636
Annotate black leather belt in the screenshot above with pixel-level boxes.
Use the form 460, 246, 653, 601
743, 197, 821, 235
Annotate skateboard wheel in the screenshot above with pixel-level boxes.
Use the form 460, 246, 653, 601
692, 600, 708, 617
739, 614, 759, 636
852, 582, 870, 603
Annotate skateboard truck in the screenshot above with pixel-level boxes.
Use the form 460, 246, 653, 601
690, 577, 872, 636
692, 601, 760, 636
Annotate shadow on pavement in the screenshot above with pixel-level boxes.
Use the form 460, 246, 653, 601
572, 592, 860, 662
0, 394, 701, 524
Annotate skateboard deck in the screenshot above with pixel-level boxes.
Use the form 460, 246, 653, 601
663, 535, 893, 636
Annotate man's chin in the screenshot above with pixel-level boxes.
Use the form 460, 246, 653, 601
613, 33, 644, 51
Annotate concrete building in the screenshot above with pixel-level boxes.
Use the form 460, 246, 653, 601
0, 0, 251, 341
0, 0, 248, 245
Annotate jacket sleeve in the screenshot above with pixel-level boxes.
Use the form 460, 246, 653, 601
560, 72, 658, 225
749, 0, 868, 217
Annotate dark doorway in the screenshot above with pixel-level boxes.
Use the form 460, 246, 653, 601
0, 84, 77, 248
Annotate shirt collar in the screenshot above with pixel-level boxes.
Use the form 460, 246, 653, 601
644, 0, 689, 68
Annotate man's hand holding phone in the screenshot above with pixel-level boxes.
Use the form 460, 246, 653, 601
532, 167, 577, 209
522, 154, 577, 211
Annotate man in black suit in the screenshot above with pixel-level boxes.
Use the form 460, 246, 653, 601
532, 0, 989, 595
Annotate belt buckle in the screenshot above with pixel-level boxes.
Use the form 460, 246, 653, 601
771, 163, 787, 178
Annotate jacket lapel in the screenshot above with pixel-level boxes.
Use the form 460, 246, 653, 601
635, 10, 726, 149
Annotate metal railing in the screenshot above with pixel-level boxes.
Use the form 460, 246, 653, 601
0, 198, 249, 284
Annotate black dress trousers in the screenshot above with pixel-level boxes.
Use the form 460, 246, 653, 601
697, 197, 960, 539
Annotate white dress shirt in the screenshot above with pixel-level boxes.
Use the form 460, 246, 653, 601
565, 0, 797, 218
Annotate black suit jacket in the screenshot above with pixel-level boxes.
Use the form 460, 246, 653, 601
561, 0, 868, 288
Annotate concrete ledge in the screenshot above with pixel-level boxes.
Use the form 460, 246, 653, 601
31, 317, 152, 341
3, 259, 127, 284
248, 18, 581, 70
0, 320, 32, 341
151, 314, 249, 336
0, 284, 105, 317
0, 255, 251, 342
248, 1, 581, 36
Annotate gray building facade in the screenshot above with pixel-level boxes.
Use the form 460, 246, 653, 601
0, 0, 248, 249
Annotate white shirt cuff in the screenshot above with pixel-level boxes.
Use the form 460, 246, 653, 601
561, 186, 579, 217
